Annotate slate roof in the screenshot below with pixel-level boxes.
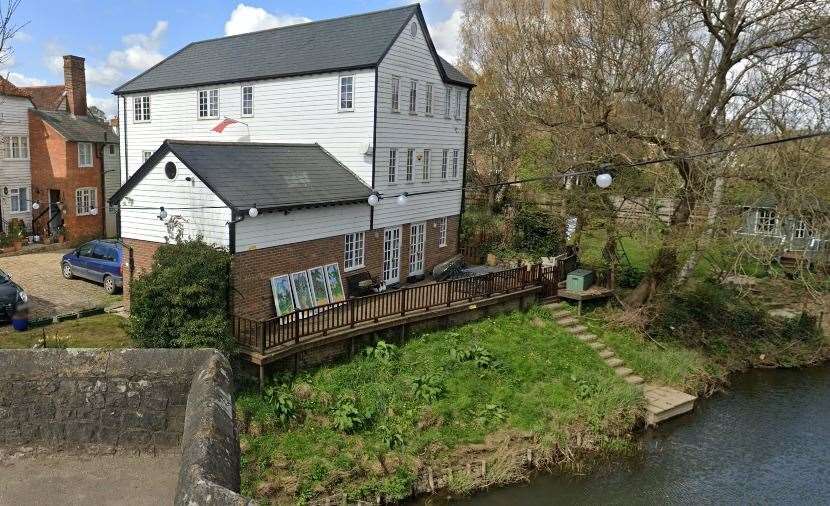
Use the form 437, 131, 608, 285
110, 140, 372, 210
20, 85, 65, 110
114, 4, 473, 94
31, 110, 119, 143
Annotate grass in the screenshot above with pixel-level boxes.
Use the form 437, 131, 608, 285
237, 307, 644, 503
0, 314, 131, 349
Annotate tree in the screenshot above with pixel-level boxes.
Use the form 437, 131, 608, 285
462, 0, 829, 305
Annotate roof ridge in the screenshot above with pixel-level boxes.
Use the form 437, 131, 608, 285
165, 139, 321, 147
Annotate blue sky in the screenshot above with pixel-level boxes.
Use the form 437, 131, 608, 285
3, 0, 463, 117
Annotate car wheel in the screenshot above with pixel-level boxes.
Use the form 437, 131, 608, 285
103, 275, 116, 295
62, 262, 73, 279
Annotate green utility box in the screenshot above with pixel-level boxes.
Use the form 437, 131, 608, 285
566, 269, 595, 292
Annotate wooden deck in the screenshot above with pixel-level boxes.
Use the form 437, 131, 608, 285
557, 286, 615, 315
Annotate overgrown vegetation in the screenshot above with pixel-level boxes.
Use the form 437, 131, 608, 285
237, 308, 643, 503
128, 238, 236, 354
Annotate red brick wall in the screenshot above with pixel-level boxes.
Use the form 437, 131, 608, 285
121, 238, 163, 310
29, 112, 106, 243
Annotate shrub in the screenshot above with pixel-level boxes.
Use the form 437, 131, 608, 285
617, 264, 645, 289
364, 340, 398, 363
128, 238, 236, 354
331, 397, 372, 433
411, 374, 444, 403
510, 204, 565, 260
263, 385, 296, 426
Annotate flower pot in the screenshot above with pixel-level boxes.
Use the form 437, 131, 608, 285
12, 241, 22, 252
486, 253, 498, 267
11, 314, 28, 332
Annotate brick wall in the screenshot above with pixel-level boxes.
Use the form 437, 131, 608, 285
121, 238, 163, 310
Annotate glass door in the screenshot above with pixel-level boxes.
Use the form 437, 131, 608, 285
383, 226, 401, 284
409, 222, 425, 276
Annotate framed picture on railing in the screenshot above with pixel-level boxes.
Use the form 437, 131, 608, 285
307, 266, 331, 307
324, 263, 346, 302
290, 271, 315, 310
270, 275, 295, 316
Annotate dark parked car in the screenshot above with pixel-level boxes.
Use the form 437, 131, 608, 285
0, 268, 28, 319
61, 240, 124, 294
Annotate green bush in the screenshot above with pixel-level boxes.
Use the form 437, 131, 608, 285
617, 264, 645, 288
511, 204, 565, 259
128, 238, 236, 354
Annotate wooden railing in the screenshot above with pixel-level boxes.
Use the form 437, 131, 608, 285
235, 264, 561, 353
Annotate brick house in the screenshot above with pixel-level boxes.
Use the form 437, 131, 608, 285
110, 5, 471, 318
25, 55, 121, 241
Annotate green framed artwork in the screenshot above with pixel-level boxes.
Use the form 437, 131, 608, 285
290, 271, 315, 310
324, 263, 346, 302
270, 275, 295, 316
307, 266, 331, 306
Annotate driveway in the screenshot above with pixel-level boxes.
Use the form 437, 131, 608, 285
0, 250, 120, 320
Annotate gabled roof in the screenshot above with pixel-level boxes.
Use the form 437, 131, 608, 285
114, 4, 473, 95
20, 85, 66, 110
0, 76, 32, 99
110, 140, 372, 211
31, 110, 119, 143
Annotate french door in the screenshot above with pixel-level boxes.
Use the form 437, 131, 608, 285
383, 226, 401, 284
409, 222, 426, 276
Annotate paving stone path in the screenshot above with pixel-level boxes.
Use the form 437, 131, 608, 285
545, 301, 697, 425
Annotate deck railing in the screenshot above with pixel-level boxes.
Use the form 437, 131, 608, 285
235, 264, 562, 353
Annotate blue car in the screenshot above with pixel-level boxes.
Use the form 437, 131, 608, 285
61, 240, 124, 294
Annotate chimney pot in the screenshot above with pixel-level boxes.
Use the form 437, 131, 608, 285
63, 55, 87, 116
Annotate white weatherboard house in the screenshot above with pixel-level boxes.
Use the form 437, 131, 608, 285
0, 78, 34, 233
110, 4, 474, 319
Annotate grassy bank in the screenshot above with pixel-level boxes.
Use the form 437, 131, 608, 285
0, 314, 130, 349
237, 307, 644, 504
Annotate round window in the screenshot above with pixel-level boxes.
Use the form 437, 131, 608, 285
410, 21, 418, 37
164, 161, 177, 180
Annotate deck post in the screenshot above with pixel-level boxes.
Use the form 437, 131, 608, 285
260, 321, 266, 353
258, 364, 265, 391
400, 288, 407, 316
350, 300, 356, 328
294, 313, 301, 344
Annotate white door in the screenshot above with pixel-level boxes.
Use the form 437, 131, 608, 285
409, 222, 426, 276
383, 227, 402, 284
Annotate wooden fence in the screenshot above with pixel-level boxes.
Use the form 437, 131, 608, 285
234, 264, 564, 354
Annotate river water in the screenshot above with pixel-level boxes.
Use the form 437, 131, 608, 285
439, 366, 830, 505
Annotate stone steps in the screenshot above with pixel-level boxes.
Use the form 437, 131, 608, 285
604, 357, 624, 368
598, 350, 615, 359
556, 317, 579, 327
577, 334, 597, 343
588, 341, 606, 350
624, 375, 645, 385
614, 366, 634, 377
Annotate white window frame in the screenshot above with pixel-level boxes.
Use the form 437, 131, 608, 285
409, 222, 426, 276
344, 232, 365, 272
455, 89, 463, 119
388, 149, 397, 183
452, 149, 459, 178
142, 150, 153, 162
7, 135, 29, 160
405, 148, 414, 182
241, 85, 254, 117
75, 187, 97, 216
794, 219, 814, 239
10, 187, 28, 214
391, 76, 400, 112
133, 95, 151, 122
409, 80, 417, 114
78, 142, 93, 167
198, 88, 219, 119
755, 208, 777, 235
425, 83, 433, 115
383, 226, 402, 284
438, 217, 448, 248
441, 149, 448, 179
422, 149, 431, 181
444, 87, 451, 117
339, 74, 355, 111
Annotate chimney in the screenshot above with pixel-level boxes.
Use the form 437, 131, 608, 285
63, 55, 87, 116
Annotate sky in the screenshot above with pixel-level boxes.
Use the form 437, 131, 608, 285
2, 0, 464, 117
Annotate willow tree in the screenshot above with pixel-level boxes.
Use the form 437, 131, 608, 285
462, 0, 829, 305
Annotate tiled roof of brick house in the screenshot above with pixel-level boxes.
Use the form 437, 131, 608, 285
31, 109, 119, 143
0, 76, 32, 99
20, 85, 66, 110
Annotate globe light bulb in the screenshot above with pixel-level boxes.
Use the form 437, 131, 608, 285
32, 201, 40, 210
248, 207, 259, 218
397, 193, 408, 206
367, 193, 380, 207
596, 173, 613, 189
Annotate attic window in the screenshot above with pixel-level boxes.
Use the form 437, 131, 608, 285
165, 161, 177, 180
410, 21, 418, 37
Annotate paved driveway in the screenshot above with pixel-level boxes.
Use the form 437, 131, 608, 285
0, 250, 120, 320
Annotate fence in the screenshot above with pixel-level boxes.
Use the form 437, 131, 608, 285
235, 264, 563, 353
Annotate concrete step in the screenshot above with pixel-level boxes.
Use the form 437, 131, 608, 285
551, 310, 571, 319
571, 325, 588, 334
624, 375, 645, 385
543, 302, 567, 311
588, 341, 606, 350
577, 333, 597, 343
598, 350, 615, 359
604, 357, 624, 368
557, 317, 578, 327
614, 366, 633, 377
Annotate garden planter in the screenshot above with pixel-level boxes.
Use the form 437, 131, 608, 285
11, 313, 28, 331
12, 241, 22, 252
486, 253, 498, 266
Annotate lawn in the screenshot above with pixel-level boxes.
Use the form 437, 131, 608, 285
237, 307, 644, 503
0, 314, 131, 349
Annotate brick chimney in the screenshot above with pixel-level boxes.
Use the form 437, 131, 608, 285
63, 55, 87, 116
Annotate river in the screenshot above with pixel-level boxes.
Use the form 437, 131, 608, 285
430, 367, 830, 505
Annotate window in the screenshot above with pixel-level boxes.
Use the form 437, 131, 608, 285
409, 80, 417, 113
133, 96, 150, 122
755, 209, 777, 234
452, 149, 459, 178
444, 87, 451, 117
10, 187, 28, 213
409, 222, 425, 276
455, 89, 463, 119
198, 89, 219, 118
388, 149, 397, 183
142, 150, 153, 162
78, 142, 93, 167
7, 135, 28, 159
405, 149, 414, 181
344, 232, 365, 271
76, 187, 97, 216
109, 145, 115, 155
391, 77, 400, 111
241, 85, 254, 116
425, 83, 433, 115
794, 219, 814, 239
410, 21, 418, 37
438, 217, 448, 247
339, 75, 354, 111
441, 149, 448, 179
422, 149, 431, 181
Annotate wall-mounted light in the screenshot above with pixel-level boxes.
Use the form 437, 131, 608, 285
32, 201, 40, 210
90, 207, 99, 216
158, 206, 168, 221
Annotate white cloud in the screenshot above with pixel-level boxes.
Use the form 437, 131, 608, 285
87, 93, 118, 118
224, 3, 310, 36
14, 31, 32, 43
6, 71, 47, 87
429, 9, 464, 63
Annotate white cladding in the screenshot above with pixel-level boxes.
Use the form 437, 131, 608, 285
0, 95, 33, 230
118, 153, 231, 246
103, 143, 121, 237
373, 14, 466, 229
235, 204, 370, 251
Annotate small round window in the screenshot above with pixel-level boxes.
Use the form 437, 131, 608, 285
410, 21, 418, 37
164, 161, 177, 180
